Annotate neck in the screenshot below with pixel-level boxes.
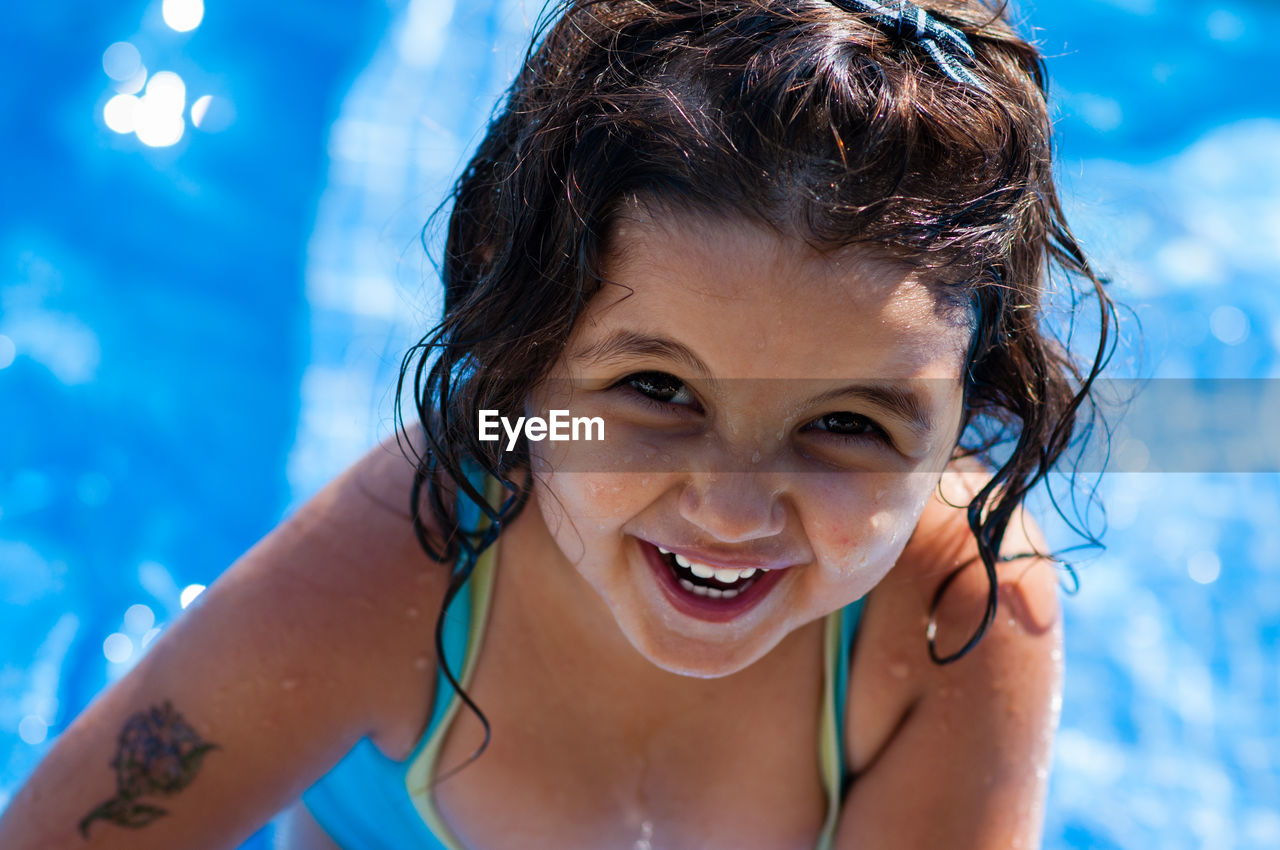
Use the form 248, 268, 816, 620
497, 482, 670, 689
488, 476, 822, 728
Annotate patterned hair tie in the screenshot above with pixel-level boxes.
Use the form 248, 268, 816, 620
827, 0, 990, 93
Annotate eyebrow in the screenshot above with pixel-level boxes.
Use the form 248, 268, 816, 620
577, 330, 938, 437
577, 329, 714, 378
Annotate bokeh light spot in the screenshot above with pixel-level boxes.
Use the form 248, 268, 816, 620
134, 102, 185, 148
129, 71, 187, 147
191, 94, 212, 127
0, 334, 15, 369
1114, 438, 1151, 473
124, 603, 156, 634
103, 633, 134, 664
1074, 93, 1123, 132
141, 627, 163, 649
163, 0, 205, 32
1209, 304, 1249, 345
18, 715, 49, 746
102, 42, 142, 81
116, 65, 148, 95
180, 583, 207, 609
103, 94, 139, 134
1188, 550, 1222, 584
145, 71, 186, 113
190, 94, 235, 133
1156, 237, 1225, 287
1206, 9, 1246, 42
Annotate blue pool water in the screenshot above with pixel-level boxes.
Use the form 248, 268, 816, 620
2, 1, 1278, 847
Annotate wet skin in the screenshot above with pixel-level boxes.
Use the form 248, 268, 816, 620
512, 205, 974, 681
14, 206, 1044, 850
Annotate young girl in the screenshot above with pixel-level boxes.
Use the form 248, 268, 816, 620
0, 0, 1113, 847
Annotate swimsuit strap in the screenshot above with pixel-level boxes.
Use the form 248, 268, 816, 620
421, 460, 496, 741
403, 462, 868, 850
835, 595, 865, 793
815, 595, 866, 849
404, 464, 502, 850
299, 462, 502, 850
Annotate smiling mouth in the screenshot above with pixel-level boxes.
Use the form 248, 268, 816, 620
638, 540, 787, 622
655, 546, 763, 599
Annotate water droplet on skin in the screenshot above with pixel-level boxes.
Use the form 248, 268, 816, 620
280, 678, 298, 691
889, 662, 909, 679
414, 656, 430, 672
406, 607, 419, 619
1035, 767, 1048, 781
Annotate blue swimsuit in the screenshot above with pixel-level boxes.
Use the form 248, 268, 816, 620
301, 473, 866, 849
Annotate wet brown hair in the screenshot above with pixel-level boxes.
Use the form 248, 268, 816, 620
394, 0, 1116, 766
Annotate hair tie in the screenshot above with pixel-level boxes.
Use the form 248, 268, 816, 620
827, 0, 990, 93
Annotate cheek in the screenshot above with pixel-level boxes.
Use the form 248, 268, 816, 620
530, 462, 653, 564
808, 473, 937, 572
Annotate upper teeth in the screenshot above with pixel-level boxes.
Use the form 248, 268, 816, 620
657, 546, 758, 582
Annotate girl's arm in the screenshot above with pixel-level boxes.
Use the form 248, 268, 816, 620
0, 438, 444, 850
835, 472, 1063, 849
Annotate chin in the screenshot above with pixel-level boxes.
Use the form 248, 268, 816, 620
614, 613, 780, 679
638, 646, 758, 679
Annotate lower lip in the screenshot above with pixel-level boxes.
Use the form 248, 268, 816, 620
638, 540, 787, 623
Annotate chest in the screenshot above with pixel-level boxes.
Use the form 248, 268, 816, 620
427, 616, 835, 850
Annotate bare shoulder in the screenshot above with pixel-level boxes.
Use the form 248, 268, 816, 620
270, 423, 454, 753
844, 454, 1063, 775
837, 458, 1064, 845
277, 422, 444, 599
888, 455, 1060, 652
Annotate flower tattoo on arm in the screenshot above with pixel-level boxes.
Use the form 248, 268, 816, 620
78, 701, 220, 839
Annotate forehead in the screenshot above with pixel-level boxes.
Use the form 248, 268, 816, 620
581, 209, 972, 382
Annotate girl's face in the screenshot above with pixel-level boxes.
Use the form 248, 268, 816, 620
525, 208, 972, 678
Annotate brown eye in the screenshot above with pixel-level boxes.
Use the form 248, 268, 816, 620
617, 371, 700, 410
804, 412, 889, 443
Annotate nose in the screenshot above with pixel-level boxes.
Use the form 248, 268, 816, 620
676, 472, 787, 544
